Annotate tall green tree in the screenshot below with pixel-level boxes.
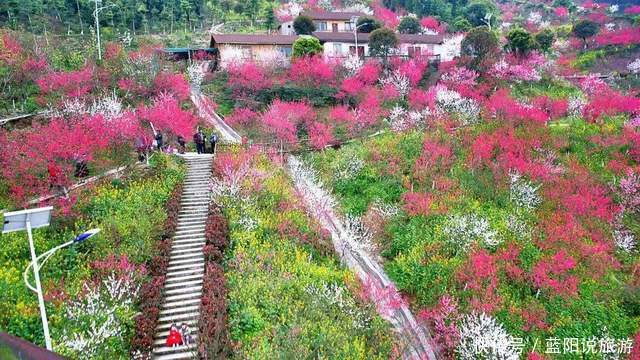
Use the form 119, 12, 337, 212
398, 16, 421, 34
293, 15, 315, 35
369, 28, 399, 63
572, 19, 600, 48
461, 26, 499, 70
535, 29, 555, 53
505, 28, 536, 56
464, 0, 499, 28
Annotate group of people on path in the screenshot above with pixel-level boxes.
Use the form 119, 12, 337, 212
165, 322, 194, 348
136, 128, 219, 162
192, 128, 218, 155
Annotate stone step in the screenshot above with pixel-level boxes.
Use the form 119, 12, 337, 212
162, 297, 202, 309
171, 242, 205, 249
166, 262, 205, 272
166, 267, 204, 278
152, 350, 198, 360
159, 304, 201, 315
156, 319, 198, 331
168, 257, 204, 266
175, 224, 206, 231
163, 291, 202, 303
172, 238, 206, 245
152, 343, 197, 355
157, 311, 200, 323
170, 250, 204, 259
164, 279, 203, 289
164, 285, 202, 296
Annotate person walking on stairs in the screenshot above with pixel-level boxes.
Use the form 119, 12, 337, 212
209, 133, 218, 155
165, 323, 183, 348
193, 129, 205, 154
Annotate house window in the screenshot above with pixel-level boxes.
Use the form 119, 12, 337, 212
332, 23, 339, 32
345, 22, 354, 31
333, 43, 343, 56
279, 46, 293, 57
407, 46, 422, 57
316, 21, 328, 31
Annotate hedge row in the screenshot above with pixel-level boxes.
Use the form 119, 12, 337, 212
130, 182, 183, 358
198, 159, 231, 359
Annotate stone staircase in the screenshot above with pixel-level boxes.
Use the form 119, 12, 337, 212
152, 153, 213, 360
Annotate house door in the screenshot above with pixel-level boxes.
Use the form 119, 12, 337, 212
332, 23, 339, 32
349, 46, 365, 58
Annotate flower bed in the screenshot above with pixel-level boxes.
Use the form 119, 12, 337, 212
305, 116, 640, 357
210, 150, 395, 358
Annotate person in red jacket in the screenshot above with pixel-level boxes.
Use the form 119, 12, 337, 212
47, 161, 69, 198
165, 324, 183, 348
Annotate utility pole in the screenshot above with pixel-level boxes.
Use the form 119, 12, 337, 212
93, 0, 117, 61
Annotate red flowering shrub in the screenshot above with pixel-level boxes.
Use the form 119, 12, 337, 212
261, 100, 316, 145
485, 89, 549, 124
594, 27, 640, 47
226, 61, 272, 92
625, 5, 640, 15
289, 55, 335, 87
456, 249, 502, 313
418, 295, 461, 358
153, 72, 190, 100
36, 66, 95, 99
225, 107, 258, 127
532, 250, 579, 297
139, 95, 197, 138
402, 192, 434, 216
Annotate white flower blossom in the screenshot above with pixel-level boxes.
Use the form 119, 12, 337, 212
509, 171, 541, 210
305, 282, 371, 329
435, 87, 480, 125
608, 4, 619, 13
627, 58, 640, 74
605, 22, 616, 31
57, 273, 139, 359
568, 96, 586, 117
344, 215, 375, 252
61, 98, 87, 117
89, 93, 122, 120
342, 54, 364, 77
380, 70, 411, 97
385, 105, 429, 132
334, 153, 365, 181
457, 313, 519, 360
444, 213, 499, 252
613, 229, 636, 253
187, 62, 205, 91
371, 199, 400, 219
528, 12, 542, 24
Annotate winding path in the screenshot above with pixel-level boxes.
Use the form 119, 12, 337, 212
190, 90, 438, 359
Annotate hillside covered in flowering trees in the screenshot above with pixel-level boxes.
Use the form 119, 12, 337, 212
1, 0, 640, 359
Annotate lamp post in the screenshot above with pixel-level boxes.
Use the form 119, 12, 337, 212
23, 229, 101, 294
3, 206, 100, 351
350, 17, 367, 59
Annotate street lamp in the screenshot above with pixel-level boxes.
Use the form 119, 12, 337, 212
3, 206, 100, 351
350, 17, 367, 59
23, 228, 101, 293
92, 0, 117, 61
